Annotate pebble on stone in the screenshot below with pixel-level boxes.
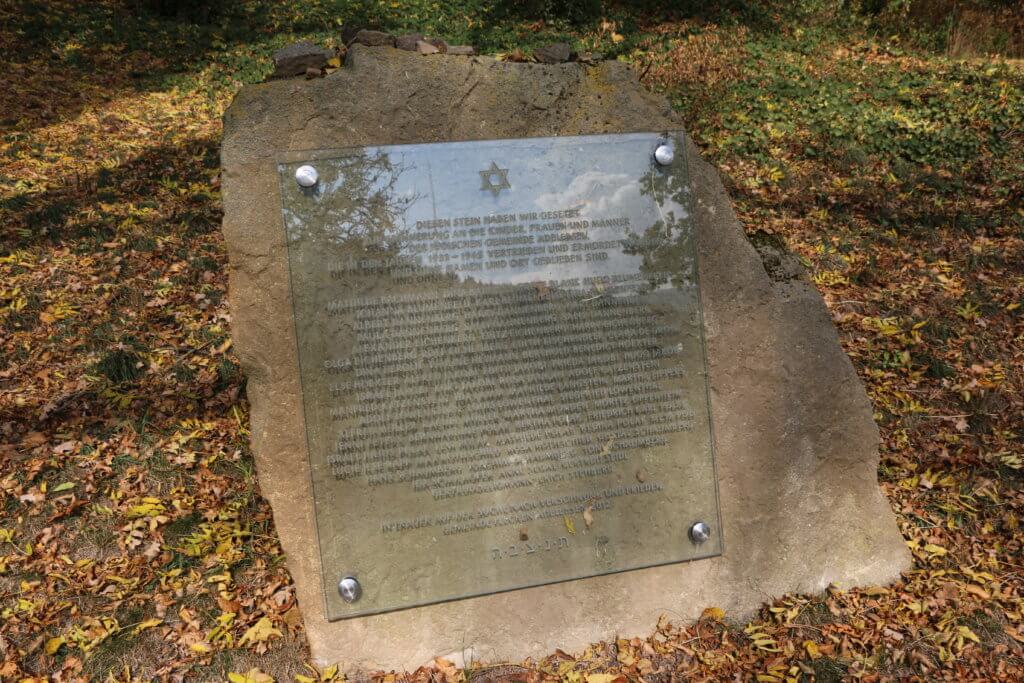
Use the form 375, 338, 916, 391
424, 37, 448, 53
395, 33, 424, 51
350, 29, 395, 48
415, 40, 440, 55
533, 42, 571, 64
271, 41, 332, 79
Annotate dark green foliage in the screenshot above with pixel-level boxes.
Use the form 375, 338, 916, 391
95, 348, 145, 384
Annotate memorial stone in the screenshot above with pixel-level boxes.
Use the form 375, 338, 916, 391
221, 44, 911, 671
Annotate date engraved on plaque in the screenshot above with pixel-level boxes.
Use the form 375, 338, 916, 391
278, 132, 722, 619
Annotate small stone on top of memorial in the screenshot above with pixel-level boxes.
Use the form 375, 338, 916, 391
395, 33, 424, 51
271, 41, 332, 79
416, 40, 440, 55
424, 37, 449, 53
447, 45, 475, 56
533, 42, 572, 64
350, 29, 395, 48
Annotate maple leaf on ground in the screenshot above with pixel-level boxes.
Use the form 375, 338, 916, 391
238, 616, 282, 653
228, 669, 274, 683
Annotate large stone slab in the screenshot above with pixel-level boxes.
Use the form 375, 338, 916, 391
221, 44, 911, 671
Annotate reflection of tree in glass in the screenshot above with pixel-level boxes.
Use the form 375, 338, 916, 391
281, 150, 420, 252
622, 147, 696, 292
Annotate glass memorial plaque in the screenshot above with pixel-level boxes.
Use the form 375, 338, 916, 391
278, 132, 722, 619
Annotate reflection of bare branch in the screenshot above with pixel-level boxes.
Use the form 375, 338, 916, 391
622, 160, 696, 291
282, 150, 422, 250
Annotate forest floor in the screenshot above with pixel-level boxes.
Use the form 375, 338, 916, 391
1, 1, 1022, 681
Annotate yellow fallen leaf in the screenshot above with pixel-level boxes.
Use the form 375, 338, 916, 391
126, 499, 166, 518
611, 32, 624, 43
803, 640, 821, 659
321, 663, 340, 681
701, 606, 725, 621
239, 617, 282, 647
564, 515, 575, 535
923, 543, 948, 556
189, 641, 212, 654
132, 618, 162, 635
326, 57, 341, 68
958, 625, 981, 644
228, 670, 275, 683
585, 675, 616, 683
44, 635, 65, 655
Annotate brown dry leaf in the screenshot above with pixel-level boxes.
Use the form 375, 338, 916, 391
964, 583, 991, 600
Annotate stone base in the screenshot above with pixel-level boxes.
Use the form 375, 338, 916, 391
221, 45, 911, 671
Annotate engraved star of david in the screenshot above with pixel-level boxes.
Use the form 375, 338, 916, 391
479, 161, 511, 197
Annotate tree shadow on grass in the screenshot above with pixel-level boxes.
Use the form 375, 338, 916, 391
485, 0, 793, 31
0, 0, 804, 135
0, 0, 291, 132
0, 128, 246, 433
1, 133, 221, 252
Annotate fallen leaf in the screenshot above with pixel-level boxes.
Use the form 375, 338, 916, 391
228, 669, 274, 683
239, 616, 282, 648
132, 618, 162, 635
44, 635, 65, 655
701, 606, 725, 622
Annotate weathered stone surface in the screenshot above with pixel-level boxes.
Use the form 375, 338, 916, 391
395, 33, 424, 51
350, 29, 394, 47
270, 41, 331, 79
447, 45, 475, 56
222, 44, 911, 672
534, 42, 572, 63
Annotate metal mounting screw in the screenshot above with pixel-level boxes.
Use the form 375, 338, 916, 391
689, 521, 711, 545
653, 142, 675, 166
338, 576, 361, 603
295, 164, 319, 188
